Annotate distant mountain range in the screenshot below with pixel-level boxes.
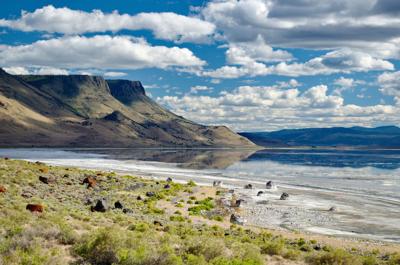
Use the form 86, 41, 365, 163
0, 69, 254, 147
239, 126, 400, 148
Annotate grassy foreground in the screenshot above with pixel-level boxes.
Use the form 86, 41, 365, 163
0, 158, 399, 265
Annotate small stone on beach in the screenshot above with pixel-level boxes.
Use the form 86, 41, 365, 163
280, 192, 289, 200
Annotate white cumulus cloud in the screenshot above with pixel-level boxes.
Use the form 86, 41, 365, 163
0, 35, 205, 71
0, 5, 215, 43
157, 83, 399, 131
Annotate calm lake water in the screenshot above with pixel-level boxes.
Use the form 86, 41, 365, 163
1, 148, 400, 241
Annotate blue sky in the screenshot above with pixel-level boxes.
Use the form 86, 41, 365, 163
0, 0, 399, 131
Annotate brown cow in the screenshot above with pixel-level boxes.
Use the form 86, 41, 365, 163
26, 204, 44, 213
0, 185, 6, 193
82, 176, 97, 188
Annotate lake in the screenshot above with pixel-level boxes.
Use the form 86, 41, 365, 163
1, 148, 399, 242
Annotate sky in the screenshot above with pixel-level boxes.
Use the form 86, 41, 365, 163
0, 0, 399, 132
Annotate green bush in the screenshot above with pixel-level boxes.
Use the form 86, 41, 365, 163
188, 198, 214, 215
170, 215, 186, 222
307, 249, 360, 265
260, 240, 285, 256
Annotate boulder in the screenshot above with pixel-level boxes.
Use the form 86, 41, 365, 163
230, 214, 246, 225
280, 192, 289, 200
137, 195, 143, 200
26, 204, 44, 213
329, 206, 337, 212
244, 184, 253, 189
166, 177, 173, 182
0, 185, 6, 193
266, 181, 273, 189
257, 191, 264, 196
114, 201, 124, 209
234, 199, 245, 208
164, 184, 171, 189
82, 176, 97, 188
213, 181, 223, 187
146, 191, 156, 197
39, 176, 55, 184
91, 199, 108, 212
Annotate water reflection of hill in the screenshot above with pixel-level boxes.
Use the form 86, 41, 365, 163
72, 148, 257, 170
245, 149, 400, 170
71, 148, 400, 170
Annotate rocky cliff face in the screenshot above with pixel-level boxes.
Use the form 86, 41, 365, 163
108, 80, 146, 104
0, 69, 255, 148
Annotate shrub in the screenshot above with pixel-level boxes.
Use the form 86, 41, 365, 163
260, 240, 285, 256
187, 180, 196, 187
388, 253, 400, 265
74, 228, 123, 265
170, 215, 186, 222
307, 249, 360, 265
188, 198, 214, 215
362, 255, 378, 265
283, 249, 301, 260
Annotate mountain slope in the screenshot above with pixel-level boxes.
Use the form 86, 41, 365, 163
0, 69, 255, 147
239, 126, 400, 148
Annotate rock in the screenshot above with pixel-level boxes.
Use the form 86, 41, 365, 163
166, 177, 173, 182
114, 201, 124, 209
146, 191, 156, 197
39, 176, 55, 184
244, 184, 253, 189
26, 204, 44, 213
314, 244, 322, 251
234, 199, 245, 208
329, 206, 337, 212
137, 195, 143, 200
82, 176, 96, 188
91, 199, 108, 212
0, 185, 6, 193
266, 181, 273, 189
213, 181, 223, 187
153, 220, 163, 226
4, 157, 9, 160
21, 191, 33, 198
280, 192, 289, 200
123, 208, 133, 214
230, 214, 246, 225
164, 184, 170, 189
228, 189, 235, 194
63, 174, 69, 178
257, 191, 264, 196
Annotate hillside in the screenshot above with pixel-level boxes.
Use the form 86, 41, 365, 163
0, 69, 254, 147
239, 126, 400, 148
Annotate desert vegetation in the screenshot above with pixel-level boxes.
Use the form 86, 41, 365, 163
0, 158, 399, 265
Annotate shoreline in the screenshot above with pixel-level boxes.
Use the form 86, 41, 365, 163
23, 159, 400, 248
0, 148, 399, 245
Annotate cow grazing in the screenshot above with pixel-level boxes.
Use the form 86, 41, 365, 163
0, 185, 6, 193
26, 204, 44, 213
